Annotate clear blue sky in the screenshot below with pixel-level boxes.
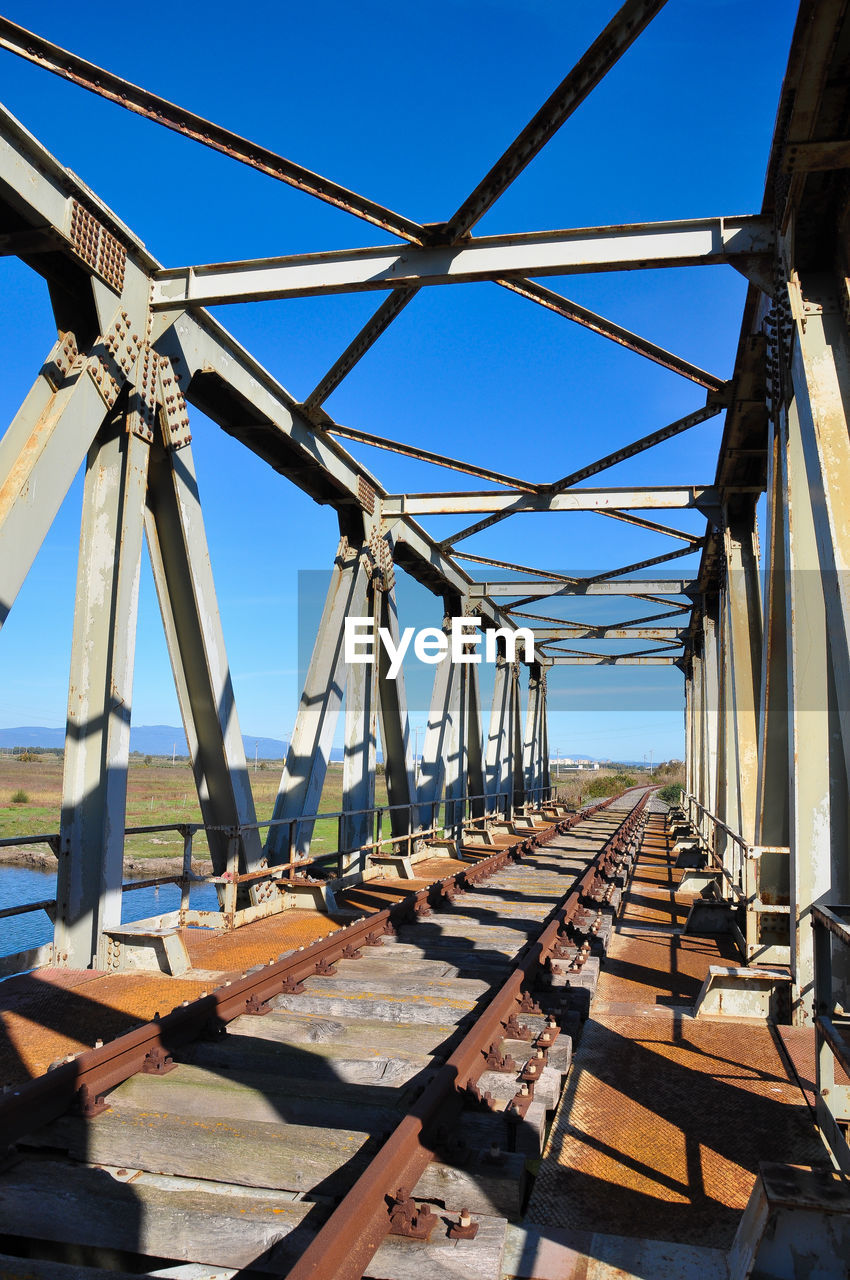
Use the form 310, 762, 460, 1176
0, 0, 797, 762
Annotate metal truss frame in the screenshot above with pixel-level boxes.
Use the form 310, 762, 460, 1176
2, 0, 850, 1023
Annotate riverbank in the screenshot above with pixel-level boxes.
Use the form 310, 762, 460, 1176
0, 846, 214, 878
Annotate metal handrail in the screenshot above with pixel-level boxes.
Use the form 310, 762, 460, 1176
682, 791, 748, 897
1, 783, 566, 925
812, 902, 850, 1173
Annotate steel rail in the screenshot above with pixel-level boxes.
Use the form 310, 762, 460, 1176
0, 798, 621, 1149
0, 17, 424, 245
285, 790, 650, 1280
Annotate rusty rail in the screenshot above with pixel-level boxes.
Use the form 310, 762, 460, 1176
0, 792, 630, 1148
285, 790, 650, 1280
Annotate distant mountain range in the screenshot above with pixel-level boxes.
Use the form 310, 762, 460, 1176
0, 726, 624, 767
0, 725, 334, 760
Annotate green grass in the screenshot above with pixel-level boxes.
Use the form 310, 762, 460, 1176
584, 772, 636, 798
10, 788, 29, 804
656, 783, 684, 806
0, 755, 389, 860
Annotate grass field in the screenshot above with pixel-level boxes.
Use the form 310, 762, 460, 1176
0, 753, 680, 861
0, 755, 390, 862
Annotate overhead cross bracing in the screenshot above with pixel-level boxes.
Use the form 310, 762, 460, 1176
0, 0, 716, 958
0, 0, 848, 1080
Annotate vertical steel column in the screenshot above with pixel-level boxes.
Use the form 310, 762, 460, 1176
783, 392, 837, 1017
54, 408, 149, 968
145, 435, 262, 874
702, 601, 720, 817
715, 583, 736, 871
485, 647, 512, 808
523, 662, 544, 803
684, 662, 694, 797
341, 569, 380, 870
755, 421, 790, 847
466, 660, 485, 819
723, 504, 763, 846
442, 654, 467, 839
539, 668, 550, 794
417, 615, 456, 829
266, 539, 369, 863
510, 660, 524, 812
789, 272, 850, 798
376, 579, 417, 837
689, 646, 704, 807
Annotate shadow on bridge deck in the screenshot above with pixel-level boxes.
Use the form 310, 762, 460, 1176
516, 813, 824, 1276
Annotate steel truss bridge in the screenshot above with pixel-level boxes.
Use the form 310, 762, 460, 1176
0, 0, 849, 1054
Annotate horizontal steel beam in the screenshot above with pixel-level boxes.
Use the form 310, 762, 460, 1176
532, 627, 683, 639
470, 580, 696, 597
549, 655, 679, 665
382, 485, 718, 516
151, 216, 774, 309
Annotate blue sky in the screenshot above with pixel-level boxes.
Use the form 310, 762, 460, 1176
0, 0, 797, 762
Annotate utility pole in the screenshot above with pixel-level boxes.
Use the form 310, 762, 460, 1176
172, 742, 176, 767
413, 725, 423, 788
254, 741, 259, 773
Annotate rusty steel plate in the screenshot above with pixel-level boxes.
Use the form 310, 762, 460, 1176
527, 1015, 824, 1248
0, 969, 212, 1085
181, 910, 341, 971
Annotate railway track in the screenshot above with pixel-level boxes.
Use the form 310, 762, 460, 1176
0, 791, 650, 1280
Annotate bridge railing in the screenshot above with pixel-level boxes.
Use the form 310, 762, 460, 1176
683, 792, 748, 897
681, 793, 791, 963
0, 785, 566, 938
812, 903, 850, 1174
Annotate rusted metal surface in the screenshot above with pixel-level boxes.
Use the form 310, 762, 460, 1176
527, 813, 824, 1248
180, 909, 342, 971
0, 17, 424, 245
528, 1015, 824, 1247
326, 422, 540, 492
0, 969, 213, 1086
